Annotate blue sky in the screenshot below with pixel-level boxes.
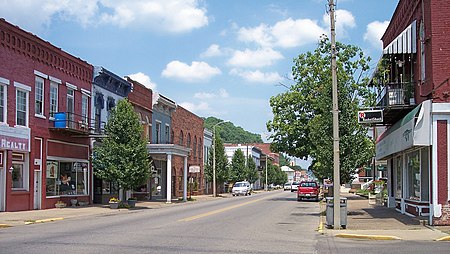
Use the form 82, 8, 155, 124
1, 0, 398, 143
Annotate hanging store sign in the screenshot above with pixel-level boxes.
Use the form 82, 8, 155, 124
189, 165, 200, 173
358, 110, 383, 124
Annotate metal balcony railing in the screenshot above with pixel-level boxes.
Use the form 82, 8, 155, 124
376, 82, 414, 107
49, 112, 105, 135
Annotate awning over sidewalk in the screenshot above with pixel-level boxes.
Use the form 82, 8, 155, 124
376, 100, 431, 160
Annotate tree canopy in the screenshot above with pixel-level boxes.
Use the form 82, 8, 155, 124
267, 37, 374, 184
229, 149, 246, 183
204, 130, 229, 190
92, 99, 151, 198
204, 117, 263, 143
245, 155, 259, 184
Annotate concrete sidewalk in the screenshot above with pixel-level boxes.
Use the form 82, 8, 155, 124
0, 194, 227, 228
319, 192, 450, 241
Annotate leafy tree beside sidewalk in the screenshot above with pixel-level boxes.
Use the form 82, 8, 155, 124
92, 99, 150, 201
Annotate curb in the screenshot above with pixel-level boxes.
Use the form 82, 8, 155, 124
335, 233, 402, 240
0, 224, 12, 228
435, 236, 450, 241
25, 217, 64, 225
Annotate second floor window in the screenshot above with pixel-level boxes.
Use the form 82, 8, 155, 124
35, 76, 44, 116
187, 133, 191, 148
49, 82, 58, 117
0, 81, 6, 123
165, 125, 170, 144
81, 95, 88, 124
16, 89, 27, 126
179, 130, 183, 145
193, 137, 197, 158
156, 122, 161, 144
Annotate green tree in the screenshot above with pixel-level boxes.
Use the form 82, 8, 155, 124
229, 149, 246, 183
204, 117, 263, 143
204, 130, 229, 193
245, 155, 259, 184
279, 154, 291, 167
261, 161, 286, 186
267, 36, 374, 184
92, 99, 150, 200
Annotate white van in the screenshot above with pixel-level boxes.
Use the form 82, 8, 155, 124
232, 181, 252, 196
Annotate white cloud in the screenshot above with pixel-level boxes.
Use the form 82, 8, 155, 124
237, 18, 326, 48
127, 72, 157, 90
322, 9, 356, 38
200, 44, 223, 58
364, 21, 390, 49
162, 61, 221, 82
194, 89, 229, 99
230, 69, 283, 84
179, 101, 210, 113
0, 0, 208, 33
228, 48, 283, 68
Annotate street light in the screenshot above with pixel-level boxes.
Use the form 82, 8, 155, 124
265, 154, 269, 191
212, 120, 229, 197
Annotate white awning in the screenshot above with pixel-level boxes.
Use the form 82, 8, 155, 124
383, 20, 417, 55
376, 100, 431, 160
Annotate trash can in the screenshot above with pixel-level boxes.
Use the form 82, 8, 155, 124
54, 112, 67, 128
325, 197, 347, 229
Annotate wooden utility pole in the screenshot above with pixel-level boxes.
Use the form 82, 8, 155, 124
329, 0, 341, 230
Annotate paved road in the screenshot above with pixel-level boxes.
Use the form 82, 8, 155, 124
0, 190, 321, 254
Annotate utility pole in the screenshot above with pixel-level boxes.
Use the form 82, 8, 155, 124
329, 0, 341, 230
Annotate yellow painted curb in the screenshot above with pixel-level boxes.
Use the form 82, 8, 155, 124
0, 224, 12, 228
25, 217, 64, 225
435, 236, 450, 241
335, 233, 402, 240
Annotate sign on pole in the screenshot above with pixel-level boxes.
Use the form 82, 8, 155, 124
358, 110, 383, 124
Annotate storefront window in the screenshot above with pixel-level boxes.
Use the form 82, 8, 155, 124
394, 156, 402, 198
12, 163, 24, 189
406, 151, 420, 200
46, 161, 88, 196
420, 147, 430, 201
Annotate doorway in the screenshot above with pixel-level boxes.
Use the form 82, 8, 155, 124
33, 171, 41, 210
0, 151, 4, 211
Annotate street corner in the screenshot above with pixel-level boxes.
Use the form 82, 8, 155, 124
24, 217, 64, 225
335, 233, 402, 241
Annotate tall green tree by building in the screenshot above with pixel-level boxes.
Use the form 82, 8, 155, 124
267, 37, 374, 184
92, 99, 150, 201
229, 149, 246, 183
204, 130, 229, 193
245, 155, 259, 184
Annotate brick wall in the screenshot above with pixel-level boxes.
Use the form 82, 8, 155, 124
171, 106, 204, 196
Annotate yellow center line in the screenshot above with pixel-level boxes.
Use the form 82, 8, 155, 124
178, 197, 266, 222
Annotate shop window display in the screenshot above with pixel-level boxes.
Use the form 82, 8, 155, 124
46, 161, 88, 196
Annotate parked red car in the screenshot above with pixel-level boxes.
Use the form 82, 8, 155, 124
297, 181, 319, 201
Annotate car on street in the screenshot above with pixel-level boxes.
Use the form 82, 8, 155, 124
290, 181, 300, 192
297, 181, 319, 201
232, 181, 252, 196
283, 182, 292, 191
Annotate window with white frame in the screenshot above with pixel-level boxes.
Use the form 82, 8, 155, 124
16, 89, 28, 126
0, 79, 7, 123
49, 81, 58, 117
406, 150, 420, 200
155, 121, 161, 144
35, 76, 44, 116
165, 124, 170, 144
81, 94, 88, 124
12, 163, 25, 189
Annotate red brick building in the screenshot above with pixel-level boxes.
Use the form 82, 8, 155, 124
126, 77, 154, 199
374, 0, 450, 225
0, 19, 93, 211
171, 106, 204, 197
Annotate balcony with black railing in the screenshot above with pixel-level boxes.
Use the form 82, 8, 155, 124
49, 112, 106, 136
375, 81, 416, 125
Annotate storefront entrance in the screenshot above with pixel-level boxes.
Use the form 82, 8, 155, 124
0, 151, 4, 211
